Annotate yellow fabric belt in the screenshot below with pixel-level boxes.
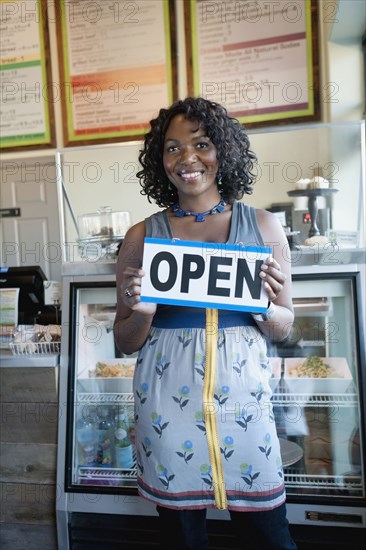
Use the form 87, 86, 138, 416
203, 308, 227, 510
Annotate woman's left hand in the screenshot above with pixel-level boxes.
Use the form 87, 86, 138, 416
259, 257, 288, 303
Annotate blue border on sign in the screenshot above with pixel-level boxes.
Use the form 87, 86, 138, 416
140, 295, 268, 313
144, 237, 272, 255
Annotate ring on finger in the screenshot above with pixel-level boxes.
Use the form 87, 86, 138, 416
124, 287, 132, 298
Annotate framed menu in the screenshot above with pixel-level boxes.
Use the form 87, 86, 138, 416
0, 0, 55, 150
58, 0, 177, 146
185, 0, 320, 127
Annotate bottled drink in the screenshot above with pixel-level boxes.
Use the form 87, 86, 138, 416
96, 406, 115, 467
114, 407, 133, 469
76, 416, 97, 467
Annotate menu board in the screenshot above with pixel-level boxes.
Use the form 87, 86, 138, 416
0, 0, 54, 149
58, 0, 176, 145
186, 0, 319, 127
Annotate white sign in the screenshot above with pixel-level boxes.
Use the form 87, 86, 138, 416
141, 238, 272, 312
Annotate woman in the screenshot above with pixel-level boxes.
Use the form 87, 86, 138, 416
114, 97, 296, 549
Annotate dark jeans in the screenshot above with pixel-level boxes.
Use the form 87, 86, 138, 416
156, 503, 298, 550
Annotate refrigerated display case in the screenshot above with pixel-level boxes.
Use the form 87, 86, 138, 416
56, 253, 366, 549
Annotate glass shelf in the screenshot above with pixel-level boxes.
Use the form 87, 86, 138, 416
284, 470, 363, 496
77, 390, 358, 408
78, 465, 137, 487
77, 392, 134, 404
272, 392, 358, 408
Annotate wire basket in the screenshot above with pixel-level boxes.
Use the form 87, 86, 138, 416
9, 341, 61, 356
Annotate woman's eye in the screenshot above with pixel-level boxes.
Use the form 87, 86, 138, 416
166, 145, 178, 153
197, 142, 209, 149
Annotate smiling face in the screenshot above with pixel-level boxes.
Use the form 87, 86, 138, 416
163, 114, 219, 205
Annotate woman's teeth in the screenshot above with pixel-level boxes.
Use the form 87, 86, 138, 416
180, 171, 201, 179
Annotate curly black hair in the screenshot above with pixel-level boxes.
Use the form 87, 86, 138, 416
136, 96, 257, 208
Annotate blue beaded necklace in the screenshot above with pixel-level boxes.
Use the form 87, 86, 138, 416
171, 196, 227, 222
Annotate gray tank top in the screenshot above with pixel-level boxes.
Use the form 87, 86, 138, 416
145, 201, 264, 246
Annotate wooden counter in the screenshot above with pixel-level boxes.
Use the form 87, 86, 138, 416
0, 353, 59, 549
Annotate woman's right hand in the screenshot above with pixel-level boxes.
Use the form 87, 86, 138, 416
120, 266, 157, 316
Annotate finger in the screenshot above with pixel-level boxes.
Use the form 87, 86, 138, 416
268, 271, 287, 286
123, 267, 144, 278
262, 273, 284, 294
126, 284, 142, 297
123, 275, 142, 290
264, 281, 283, 301
262, 257, 280, 272
265, 257, 280, 269
122, 281, 136, 299
263, 281, 275, 300
261, 264, 287, 285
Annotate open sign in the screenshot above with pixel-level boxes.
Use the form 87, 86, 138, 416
141, 238, 272, 312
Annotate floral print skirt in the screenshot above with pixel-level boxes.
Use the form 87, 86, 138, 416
134, 323, 286, 511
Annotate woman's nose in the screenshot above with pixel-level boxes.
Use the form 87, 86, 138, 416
179, 146, 197, 164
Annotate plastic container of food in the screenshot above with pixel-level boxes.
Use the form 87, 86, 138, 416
77, 207, 131, 244
284, 357, 352, 394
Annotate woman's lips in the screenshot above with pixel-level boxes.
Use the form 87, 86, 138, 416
178, 170, 203, 181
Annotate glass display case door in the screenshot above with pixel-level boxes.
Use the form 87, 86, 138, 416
271, 272, 364, 502
66, 282, 137, 491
